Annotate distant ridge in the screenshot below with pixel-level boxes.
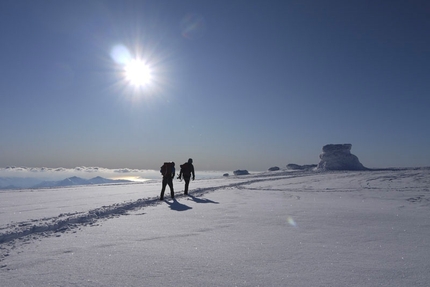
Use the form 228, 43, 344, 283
31, 176, 131, 189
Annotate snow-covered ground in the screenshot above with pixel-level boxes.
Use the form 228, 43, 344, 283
1, 168, 430, 286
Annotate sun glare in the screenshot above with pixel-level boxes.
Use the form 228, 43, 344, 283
124, 59, 151, 86
110, 44, 162, 95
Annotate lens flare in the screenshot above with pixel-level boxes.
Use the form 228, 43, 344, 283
110, 45, 131, 65
181, 13, 206, 39
287, 216, 297, 227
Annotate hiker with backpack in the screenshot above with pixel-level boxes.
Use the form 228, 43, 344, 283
178, 158, 195, 195
160, 162, 175, 200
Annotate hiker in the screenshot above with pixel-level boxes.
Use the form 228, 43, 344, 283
178, 158, 195, 195
160, 162, 175, 200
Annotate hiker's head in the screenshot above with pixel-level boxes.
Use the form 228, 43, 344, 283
172, 162, 175, 166
188, 158, 193, 164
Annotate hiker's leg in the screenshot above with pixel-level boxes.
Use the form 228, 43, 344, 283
168, 178, 174, 198
160, 178, 167, 200
184, 177, 190, 194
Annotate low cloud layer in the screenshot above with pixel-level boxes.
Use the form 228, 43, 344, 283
0, 166, 228, 189
1, 166, 158, 179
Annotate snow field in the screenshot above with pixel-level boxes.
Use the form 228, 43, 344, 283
1, 168, 430, 286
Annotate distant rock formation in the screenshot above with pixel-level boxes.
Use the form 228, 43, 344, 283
223, 173, 229, 177
316, 144, 366, 171
233, 170, 249, 176
268, 166, 280, 171
286, 164, 317, 170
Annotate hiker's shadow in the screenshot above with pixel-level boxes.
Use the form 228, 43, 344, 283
165, 198, 192, 211
188, 194, 219, 204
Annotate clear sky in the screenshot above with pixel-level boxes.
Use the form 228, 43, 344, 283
1, 0, 429, 171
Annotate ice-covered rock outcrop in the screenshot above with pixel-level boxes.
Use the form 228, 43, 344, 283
317, 144, 366, 171
286, 164, 317, 170
233, 170, 249, 175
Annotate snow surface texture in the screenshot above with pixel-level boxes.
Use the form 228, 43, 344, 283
317, 143, 367, 170
1, 168, 430, 286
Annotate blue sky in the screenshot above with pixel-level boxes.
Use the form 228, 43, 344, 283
1, 0, 429, 171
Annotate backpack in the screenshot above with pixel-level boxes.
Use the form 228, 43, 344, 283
180, 163, 191, 177
160, 162, 174, 177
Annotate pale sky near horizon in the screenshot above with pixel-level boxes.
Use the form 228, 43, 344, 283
1, 0, 429, 171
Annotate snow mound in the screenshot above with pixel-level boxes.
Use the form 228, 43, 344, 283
316, 144, 367, 171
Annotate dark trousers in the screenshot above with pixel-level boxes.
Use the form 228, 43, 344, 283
160, 177, 174, 199
183, 176, 191, 194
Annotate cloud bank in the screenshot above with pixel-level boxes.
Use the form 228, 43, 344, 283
0, 166, 229, 189
0, 167, 161, 188
1, 166, 158, 178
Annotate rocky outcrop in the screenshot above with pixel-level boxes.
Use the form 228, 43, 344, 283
286, 164, 317, 170
233, 170, 250, 176
316, 144, 366, 171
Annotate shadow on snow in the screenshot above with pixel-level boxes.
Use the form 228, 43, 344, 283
187, 194, 219, 204
164, 198, 192, 211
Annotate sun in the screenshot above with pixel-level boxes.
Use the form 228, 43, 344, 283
124, 59, 151, 86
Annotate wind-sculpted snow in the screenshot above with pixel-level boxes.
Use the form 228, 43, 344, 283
1, 168, 430, 286
0, 198, 155, 245
0, 173, 290, 259
1, 168, 429, 267
0, 171, 307, 248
